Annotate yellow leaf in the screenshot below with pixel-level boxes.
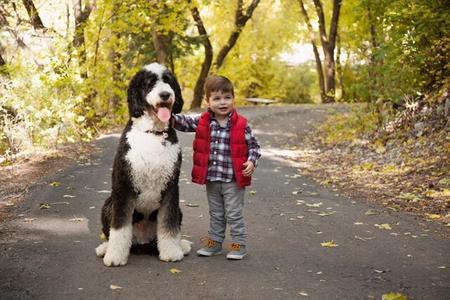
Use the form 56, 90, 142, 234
321, 241, 338, 247
100, 233, 107, 241
170, 268, 182, 274
381, 292, 409, 300
50, 181, 62, 187
39, 203, 51, 209
425, 213, 441, 219
375, 223, 392, 230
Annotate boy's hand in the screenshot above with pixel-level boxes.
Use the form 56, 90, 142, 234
242, 161, 255, 177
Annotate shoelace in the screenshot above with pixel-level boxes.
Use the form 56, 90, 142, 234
200, 237, 217, 248
230, 243, 241, 251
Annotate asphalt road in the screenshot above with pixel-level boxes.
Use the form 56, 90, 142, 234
1, 105, 449, 300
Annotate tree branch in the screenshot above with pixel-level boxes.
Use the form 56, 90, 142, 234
214, 0, 260, 69
312, 0, 327, 46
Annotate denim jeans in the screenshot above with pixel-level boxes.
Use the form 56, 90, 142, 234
206, 181, 247, 245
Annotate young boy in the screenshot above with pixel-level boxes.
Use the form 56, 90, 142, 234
173, 75, 261, 260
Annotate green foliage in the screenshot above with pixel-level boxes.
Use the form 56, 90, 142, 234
340, 0, 449, 104
319, 105, 378, 145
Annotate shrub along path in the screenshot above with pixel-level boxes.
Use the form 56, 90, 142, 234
0, 105, 448, 299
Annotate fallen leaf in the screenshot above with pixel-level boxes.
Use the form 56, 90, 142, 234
51, 201, 70, 205
39, 203, 51, 209
318, 211, 335, 216
437, 266, 446, 269
425, 213, 441, 219
100, 233, 107, 241
249, 190, 257, 195
170, 268, 182, 274
69, 217, 84, 222
321, 241, 338, 247
381, 292, 409, 300
355, 235, 374, 241
365, 209, 379, 215
354, 222, 364, 225
63, 195, 76, 198
50, 181, 62, 187
97, 190, 111, 194
186, 203, 199, 207
110, 284, 122, 290
306, 202, 323, 208
375, 223, 392, 230
24, 218, 36, 223
298, 291, 308, 296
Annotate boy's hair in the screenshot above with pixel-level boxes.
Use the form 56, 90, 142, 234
204, 75, 234, 100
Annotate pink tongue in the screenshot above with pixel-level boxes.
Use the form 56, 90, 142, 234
157, 107, 171, 123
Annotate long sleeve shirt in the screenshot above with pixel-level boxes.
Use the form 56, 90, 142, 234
173, 111, 261, 183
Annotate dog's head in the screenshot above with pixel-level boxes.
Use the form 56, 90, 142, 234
127, 63, 183, 123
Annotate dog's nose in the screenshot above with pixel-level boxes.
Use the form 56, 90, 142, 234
159, 92, 171, 101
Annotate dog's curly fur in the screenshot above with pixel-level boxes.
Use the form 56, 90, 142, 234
95, 63, 191, 266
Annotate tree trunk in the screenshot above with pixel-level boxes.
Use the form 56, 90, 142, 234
190, 6, 213, 109
298, 0, 326, 102
22, 0, 45, 30
152, 30, 172, 67
312, 0, 342, 103
336, 31, 344, 100
214, 0, 260, 70
73, 0, 94, 78
323, 45, 336, 103
367, 4, 378, 104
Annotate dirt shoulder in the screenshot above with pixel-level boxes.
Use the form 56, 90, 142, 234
0, 143, 97, 222
296, 107, 450, 228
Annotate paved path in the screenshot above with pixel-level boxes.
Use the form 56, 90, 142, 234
1, 105, 449, 299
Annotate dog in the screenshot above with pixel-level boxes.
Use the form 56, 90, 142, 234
95, 63, 191, 266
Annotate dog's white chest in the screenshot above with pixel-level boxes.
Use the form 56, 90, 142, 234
125, 129, 180, 213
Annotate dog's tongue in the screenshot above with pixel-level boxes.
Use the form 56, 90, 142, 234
157, 107, 171, 123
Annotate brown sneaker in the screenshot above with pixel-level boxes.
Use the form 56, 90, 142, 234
197, 238, 222, 256
226, 243, 247, 260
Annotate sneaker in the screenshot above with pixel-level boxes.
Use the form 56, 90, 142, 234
196, 238, 222, 256
226, 243, 247, 260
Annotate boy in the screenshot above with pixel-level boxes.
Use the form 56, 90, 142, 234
173, 75, 261, 260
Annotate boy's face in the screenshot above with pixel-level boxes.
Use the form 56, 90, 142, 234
206, 90, 234, 118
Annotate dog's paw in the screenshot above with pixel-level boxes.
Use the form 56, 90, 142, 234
103, 248, 129, 267
179, 239, 192, 255
95, 242, 108, 257
158, 239, 184, 262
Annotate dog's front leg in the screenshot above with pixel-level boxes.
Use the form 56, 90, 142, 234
157, 186, 185, 262
103, 196, 135, 267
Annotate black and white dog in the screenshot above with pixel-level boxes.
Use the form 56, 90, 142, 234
95, 63, 191, 266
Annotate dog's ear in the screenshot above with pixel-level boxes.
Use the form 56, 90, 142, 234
127, 71, 146, 118
165, 71, 184, 114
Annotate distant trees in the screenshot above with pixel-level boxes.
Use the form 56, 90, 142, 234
190, 0, 261, 109
298, 0, 342, 103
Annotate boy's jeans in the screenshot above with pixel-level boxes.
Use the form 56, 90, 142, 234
206, 181, 247, 245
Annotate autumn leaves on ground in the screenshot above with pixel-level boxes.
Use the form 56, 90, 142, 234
297, 103, 450, 230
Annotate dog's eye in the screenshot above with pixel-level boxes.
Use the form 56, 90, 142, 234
145, 76, 157, 89
162, 74, 171, 83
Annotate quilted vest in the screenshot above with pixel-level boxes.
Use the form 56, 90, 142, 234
191, 110, 251, 188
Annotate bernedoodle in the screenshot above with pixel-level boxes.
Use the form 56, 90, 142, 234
95, 63, 191, 266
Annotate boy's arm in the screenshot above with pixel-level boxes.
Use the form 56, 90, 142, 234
245, 125, 261, 167
173, 114, 201, 132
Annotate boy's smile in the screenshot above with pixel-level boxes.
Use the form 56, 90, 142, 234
207, 91, 234, 120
